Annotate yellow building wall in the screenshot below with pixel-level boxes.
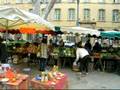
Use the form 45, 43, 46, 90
0, 0, 32, 11
45, 0, 120, 30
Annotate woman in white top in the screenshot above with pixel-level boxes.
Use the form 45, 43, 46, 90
74, 42, 90, 74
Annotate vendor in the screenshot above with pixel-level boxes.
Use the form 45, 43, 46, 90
92, 40, 103, 71
84, 39, 92, 54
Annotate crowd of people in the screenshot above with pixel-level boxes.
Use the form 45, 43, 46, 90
0, 35, 104, 75
73, 39, 102, 75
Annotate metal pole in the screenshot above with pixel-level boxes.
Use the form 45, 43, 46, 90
44, 0, 56, 20
32, 0, 41, 15
76, 0, 80, 26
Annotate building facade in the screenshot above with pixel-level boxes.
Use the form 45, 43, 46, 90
40, 0, 120, 30
0, 0, 33, 12
0, 0, 120, 31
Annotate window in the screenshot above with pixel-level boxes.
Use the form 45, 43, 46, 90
98, 9, 105, 21
68, 9, 75, 20
40, 0, 48, 4
112, 10, 119, 22
113, 0, 120, 3
98, 0, 105, 3
83, 0, 90, 3
54, 9, 61, 20
16, 0, 22, 3
3, 0, 11, 4
45, 0, 48, 3
29, 9, 33, 13
41, 8, 45, 16
68, 0, 75, 3
84, 9, 90, 21
23, 0, 32, 3
40, 0, 44, 4
56, 0, 61, 3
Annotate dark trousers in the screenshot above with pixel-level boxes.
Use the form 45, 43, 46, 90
78, 55, 89, 73
39, 58, 47, 71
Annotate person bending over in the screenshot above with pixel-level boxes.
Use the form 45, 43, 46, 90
73, 44, 90, 75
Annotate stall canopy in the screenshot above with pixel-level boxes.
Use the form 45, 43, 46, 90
100, 31, 120, 39
61, 26, 100, 36
0, 6, 55, 34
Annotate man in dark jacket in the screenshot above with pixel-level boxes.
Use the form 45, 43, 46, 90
92, 41, 102, 71
84, 39, 92, 54
0, 37, 8, 63
93, 41, 102, 53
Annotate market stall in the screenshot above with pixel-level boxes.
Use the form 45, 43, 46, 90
0, 6, 56, 65
31, 65, 68, 89
0, 64, 29, 89
0, 6, 55, 44
100, 30, 120, 74
100, 31, 120, 39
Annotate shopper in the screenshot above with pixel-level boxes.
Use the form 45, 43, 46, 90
73, 42, 90, 75
0, 37, 8, 63
39, 37, 48, 71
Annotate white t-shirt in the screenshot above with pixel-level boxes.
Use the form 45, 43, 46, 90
74, 48, 89, 63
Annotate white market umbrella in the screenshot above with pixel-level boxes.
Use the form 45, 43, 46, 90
0, 6, 54, 31
61, 26, 100, 36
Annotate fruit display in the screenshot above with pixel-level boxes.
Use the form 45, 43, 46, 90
57, 47, 76, 57
101, 47, 120, 59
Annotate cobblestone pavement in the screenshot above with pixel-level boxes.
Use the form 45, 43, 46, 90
61, 68, 120, 89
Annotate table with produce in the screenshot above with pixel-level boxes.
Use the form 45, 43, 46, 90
101, 48, 120, 74
0, 64, 29, 89
31, 65, 69, 89
50, 47, 76, 67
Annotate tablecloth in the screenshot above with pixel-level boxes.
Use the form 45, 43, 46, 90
31, 74, 68, 90
0, 74, 29, 90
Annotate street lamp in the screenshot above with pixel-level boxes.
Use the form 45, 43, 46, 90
76, 0, 80, 26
